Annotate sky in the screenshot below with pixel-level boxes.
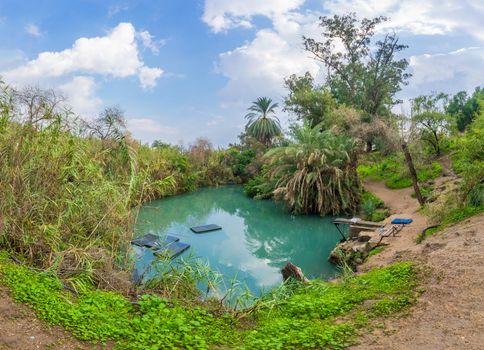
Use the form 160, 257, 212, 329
0, 0, 483, 146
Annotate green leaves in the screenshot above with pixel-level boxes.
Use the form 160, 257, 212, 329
263, 123, 359, 215
0, 258, 418, 350
244, 97, 282, 146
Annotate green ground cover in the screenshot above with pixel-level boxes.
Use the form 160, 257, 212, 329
0, 253, 418, 350
358, 155, 442, 189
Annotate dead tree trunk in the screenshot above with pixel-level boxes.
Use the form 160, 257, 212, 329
402, 142, 425, 206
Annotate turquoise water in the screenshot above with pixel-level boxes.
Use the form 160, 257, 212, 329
134, 186, 343, 295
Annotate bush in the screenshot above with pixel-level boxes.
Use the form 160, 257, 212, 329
358, 153, 442, 190
360, 191, 387, 221
0, 256, 419, 350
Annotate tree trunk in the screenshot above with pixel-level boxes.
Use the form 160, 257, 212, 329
402, 142, 425, 206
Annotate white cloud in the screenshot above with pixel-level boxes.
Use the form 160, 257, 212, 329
210, 0, 484, 115
59, 76, 102, 119
138, 66, 163, 89
408, 47, 484, 93
202, 0, 305, 32
127, 118, 179, 143
3, 22, 163, 89
108, 4, 129, 17
138, 30, 166, 55
25, 23, 42, 37
324, 0, 484, 40
215, 11, 322, 107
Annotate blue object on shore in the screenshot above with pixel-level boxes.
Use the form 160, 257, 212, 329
154, 242, 191, 259
190, 224, 222, 233
391, 218, 413, 225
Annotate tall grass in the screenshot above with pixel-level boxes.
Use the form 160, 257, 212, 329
0, 82, 236, 291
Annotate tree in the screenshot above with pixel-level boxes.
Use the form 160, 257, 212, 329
446, 87, 483, 131
88, 106, 126, 141
283, 73, 336, 128
264, 123, 360, 216
245, 97, 282, 146
411, 94, 451, 156
402, 142, 425, 206
303, 13, 410, 118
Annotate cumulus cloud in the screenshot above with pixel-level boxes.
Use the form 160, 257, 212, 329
25, 23, 42, 37
408, 47, 484, 93
324, 0, 484, 40
138, 30, 166, 55
58, 76, 102, 119
202, 0, 305, 32
215, 10, 322, 107
3, 23, 163, 89
209, 0, 484, 113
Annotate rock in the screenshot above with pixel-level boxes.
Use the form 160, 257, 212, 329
281, 261, 308, 283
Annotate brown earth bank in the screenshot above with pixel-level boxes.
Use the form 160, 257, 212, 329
0, 286, 103, 350
351, 180, 484, 350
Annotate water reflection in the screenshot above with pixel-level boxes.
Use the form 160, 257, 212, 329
135, 186, 342, 294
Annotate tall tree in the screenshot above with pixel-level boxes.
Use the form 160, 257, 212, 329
283, 73, 336, 128
245, 97, 282, 146
264, 123, 360, 215
303, 13, 410, 118
411, 93, 451, 156
446, 87, 483, 131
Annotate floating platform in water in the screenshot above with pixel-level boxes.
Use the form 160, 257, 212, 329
131, 234, 179, 248
154, 242, 191, 259
190, 224, 222, 233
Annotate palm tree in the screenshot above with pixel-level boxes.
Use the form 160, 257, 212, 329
264, 123, 360, 216
245, 97, 282, 146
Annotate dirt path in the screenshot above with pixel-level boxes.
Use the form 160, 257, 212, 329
0, 286, 99, 350
352, 181, 484, 350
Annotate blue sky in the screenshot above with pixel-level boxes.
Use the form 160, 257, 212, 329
0, 0, 483, 146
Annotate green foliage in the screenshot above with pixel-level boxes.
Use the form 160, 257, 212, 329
0, 82, 236, 287
245, 97, 282, 146
360, 191, 388, 221
242, 262, 417, 349
0, 256, 418, 350
451, 112, 484, 202
0, 260, 236, 349
446, 87, 483, 131
358, 154, 442, 189
262, 123, 360, 215
303, 13, 410, 117
360, 191, 384, 209
367, 246, 384, 257
371, 295, 414, 316
283, 72, 337, 128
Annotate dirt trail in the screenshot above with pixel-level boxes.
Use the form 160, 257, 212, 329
0, 286, 99, 350
351, 180, 484, 350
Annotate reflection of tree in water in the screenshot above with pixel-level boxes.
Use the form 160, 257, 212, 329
136, 186, 341, 279
220, 187, 341, 276
136, 189, 218, 236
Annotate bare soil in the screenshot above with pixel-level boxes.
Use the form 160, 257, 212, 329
351, 180, 484, 350
0, 286, 102, 350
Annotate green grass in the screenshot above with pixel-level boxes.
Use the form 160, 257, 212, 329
0, 254, 419, 350
368, 246, 384, 257
358, 155, 442, 189
424, 205, 484, 238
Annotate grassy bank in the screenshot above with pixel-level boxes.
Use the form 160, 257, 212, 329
0, 252, 419, 349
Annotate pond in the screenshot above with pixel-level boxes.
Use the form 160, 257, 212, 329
134, 186, 344, 295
